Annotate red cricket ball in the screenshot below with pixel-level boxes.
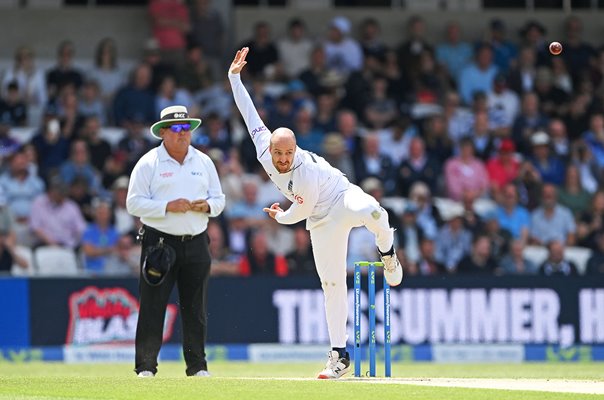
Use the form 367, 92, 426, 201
549, 41, 563, 55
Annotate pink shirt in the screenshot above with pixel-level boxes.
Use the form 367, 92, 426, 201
29, 194, 87, 249
149, 0, 189, 50
444, 157, 490, 201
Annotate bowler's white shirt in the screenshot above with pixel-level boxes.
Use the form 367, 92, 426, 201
126, 143, 225, 235
229, 73, 349, 229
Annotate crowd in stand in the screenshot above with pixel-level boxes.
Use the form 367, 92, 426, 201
1, 0, 604, 278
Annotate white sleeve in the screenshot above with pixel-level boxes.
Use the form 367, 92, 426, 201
204, 156, 226, 217
275, 174, 319, 225
126, 157, 168, 218
228, 72, 270, 156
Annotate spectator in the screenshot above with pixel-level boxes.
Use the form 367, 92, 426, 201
111, 176, 136, 236
29, 109, 70, 178
88, 37, 125, 107
324, 16, 363, 76
113, 63, 156, 127
1, 45, 47, 110
117, 115, 155, 173
178, 45, 215, 96
396, 15, 433, 82
460, 189, 484, 235
364, 75, 398, 130
583, 113, 604, 170
408, 181, 440, 238
485, 18, 518, 73
189, 0, 225, 79
548, 118, 570, 160
415, 237, 447, 276
207, 220, 238, 276
0, 148, 45, 246
148, 0, 190, 66
290, 108, 323, 155
226, 178, 268, 230
564, 93, 591, 139
378, 116, 416, 166
533, 67, 570, 118
359, 17, 388, 63
538, 240, 579, 277
435, 21, 473, 84
585, 230, 604, 275
0, 114, 21, 162
396, 203, 425, 265
458, 43, 498, 105
277, 18, 314, 79
515, 160, 543, 211
81, 198, 120, 275
487, 72, 520, 136
155, 75, 195, 116
46, 40, 84, 100
313, 90, 338, 134
508, 45, 538, 94
321, 133, 355, 181
55, 85, 85, 140
499, 239, 538, 275
299, 46, 334, 98
194, 112, 232, 155
495, 183, 530, 243
285, 225, 315, 275
487, 139, 521, 195
576, 190, 604, 249
0, 81, 27, 127
353, 132, 396, 195
442, 91, 473, 145
422, 115, 454, 168
435, 206, 472, 272
482, 212, 512, 260
466, 109, 496, 161
529, 184, 576, 246
105, 234, 140, 276
511, 92, 549, 154
518, 20, 549, 67
78, 116, 112, 173
29, 176, 87, 249
396, 137, 439, 197
239, 21, 279, 79
0, 195, 28, 275
59, 139, 104, 197
78, 80, 107, 125
570, 140, 600, 195
239, 228, 288, 276
558, 164, 592, 217
561, 16, 596, 84
456, 234, 498, 275
444, 137, 490, 202
528, 131, 565, 186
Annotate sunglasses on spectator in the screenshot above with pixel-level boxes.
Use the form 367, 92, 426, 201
167, 123, 191, 133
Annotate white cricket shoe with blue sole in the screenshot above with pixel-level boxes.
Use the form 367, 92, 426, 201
317, 351, 350, 379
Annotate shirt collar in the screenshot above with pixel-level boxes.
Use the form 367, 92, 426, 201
158, 142, 194, 164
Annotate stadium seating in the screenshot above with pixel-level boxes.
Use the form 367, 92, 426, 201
10, 245, 35, 276
34, 246, 80, 276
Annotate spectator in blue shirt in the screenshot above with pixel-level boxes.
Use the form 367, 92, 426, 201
458, 43, 498, 105
435, 21, 473, 84
496, 183, 530, 243
82, 198, 120, 275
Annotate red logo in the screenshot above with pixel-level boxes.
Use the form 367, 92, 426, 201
66, 286, 177, 345
160, 172, 173, 178
294, 195, 304, 204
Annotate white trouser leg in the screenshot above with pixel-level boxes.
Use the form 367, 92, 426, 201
310, 185, 395, 348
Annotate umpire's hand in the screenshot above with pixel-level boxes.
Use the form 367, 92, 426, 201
166, 198, 192, 213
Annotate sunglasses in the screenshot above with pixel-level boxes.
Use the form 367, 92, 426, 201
168, 123, 191, 133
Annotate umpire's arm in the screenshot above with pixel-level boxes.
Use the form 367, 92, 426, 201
126, 159, 168, 218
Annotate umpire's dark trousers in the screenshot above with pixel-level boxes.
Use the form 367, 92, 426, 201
135, 226, 211, 376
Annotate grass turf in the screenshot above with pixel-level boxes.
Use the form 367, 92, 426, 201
0, 362, 602, 400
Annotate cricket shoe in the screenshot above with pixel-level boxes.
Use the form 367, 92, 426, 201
137, 371, 155, 378
193, 370, 211, 377
380, 252, 403, 286
317, 351, 350, 379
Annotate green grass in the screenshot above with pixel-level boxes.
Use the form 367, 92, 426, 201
0, 362, 602, 400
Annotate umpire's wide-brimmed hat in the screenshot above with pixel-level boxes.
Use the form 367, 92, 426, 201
142, 238, 176, 286
149, 105, 202, 139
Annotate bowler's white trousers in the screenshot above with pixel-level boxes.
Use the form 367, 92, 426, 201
309, 184, 394, 348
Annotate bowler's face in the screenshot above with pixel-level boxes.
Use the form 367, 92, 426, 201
270, 143, 295, 173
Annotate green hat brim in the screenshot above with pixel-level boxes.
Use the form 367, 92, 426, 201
149, 118, 202, 139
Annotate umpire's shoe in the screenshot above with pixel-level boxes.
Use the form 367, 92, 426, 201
137, 371, 155, 378
317, 351, 350, 379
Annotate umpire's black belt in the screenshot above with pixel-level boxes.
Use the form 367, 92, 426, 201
143, 225, 204, 242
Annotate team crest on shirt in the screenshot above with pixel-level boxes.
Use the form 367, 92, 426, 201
371, 209, 381, 220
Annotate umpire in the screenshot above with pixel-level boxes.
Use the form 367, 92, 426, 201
127, 105, 225, 377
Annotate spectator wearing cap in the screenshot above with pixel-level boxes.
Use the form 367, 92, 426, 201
499, 239, 537, 275
435, 21, 474, 84
81, 198, 120, 275
444, 137, 490, 202
238, 21, 279, 79
435, 204, 473, 272
585, 230, 604, 275
487, 72, 520, 135
487, 138, 520, 193
458, 43, 499, 105
277, 18, 314, 79
495, 183, 530, 243
538, 240, 579, 277
485, 18, 518, 73
0, 147, 45, 245
530, 184, 576, 246
529, 131, 565, 186
324, 16, 364, 76
29, 175, 87, 249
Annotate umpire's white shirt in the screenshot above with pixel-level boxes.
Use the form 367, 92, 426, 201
126, 142, 225, 235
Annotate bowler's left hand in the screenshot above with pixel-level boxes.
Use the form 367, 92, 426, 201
263, 202, 283, 219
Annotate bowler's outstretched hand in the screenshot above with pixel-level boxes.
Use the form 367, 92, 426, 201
229, 47, 249, 75
263, 202, 283, 220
